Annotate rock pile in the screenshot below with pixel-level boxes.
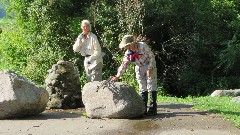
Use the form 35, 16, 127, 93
211, 89, 240, 97
211, 89, 240, 103
45, 60, 82, 109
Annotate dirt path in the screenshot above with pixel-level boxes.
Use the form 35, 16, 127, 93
0, 102, 239, 135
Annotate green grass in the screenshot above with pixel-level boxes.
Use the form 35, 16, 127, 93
157, 96, 240, 128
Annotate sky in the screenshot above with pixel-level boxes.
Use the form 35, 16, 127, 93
0, 4, 6, 18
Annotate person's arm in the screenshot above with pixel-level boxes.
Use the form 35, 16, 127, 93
73, 34, 84, 52
143, 43, 155, 77
112, 52, 130, 81
88, 34, 102, 63
144, 43, 155, 70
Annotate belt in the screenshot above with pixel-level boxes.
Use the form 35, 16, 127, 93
85, 55, 91, 57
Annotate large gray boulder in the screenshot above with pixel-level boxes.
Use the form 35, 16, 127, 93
82, 80, 145, 119
211, 89, 240, 97
0, 70, 49, 119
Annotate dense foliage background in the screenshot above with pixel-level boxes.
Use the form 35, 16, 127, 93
0, 0, 239, 97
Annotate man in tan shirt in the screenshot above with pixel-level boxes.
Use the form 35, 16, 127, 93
73, 20, 103, 82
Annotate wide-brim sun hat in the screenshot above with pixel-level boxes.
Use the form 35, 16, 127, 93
119, 35, 134, 48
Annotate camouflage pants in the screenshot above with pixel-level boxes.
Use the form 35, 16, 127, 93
135, 61, 157, 93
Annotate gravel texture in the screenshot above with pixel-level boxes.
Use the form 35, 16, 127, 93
0, 102, 239, 135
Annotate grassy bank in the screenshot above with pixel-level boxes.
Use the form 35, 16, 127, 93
158, 96, 240, 128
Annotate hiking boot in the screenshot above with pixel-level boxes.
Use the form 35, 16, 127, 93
140, 91, 148, 115
147, 91, 157, 115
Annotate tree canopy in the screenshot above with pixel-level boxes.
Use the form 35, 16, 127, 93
0, 0, 239, 97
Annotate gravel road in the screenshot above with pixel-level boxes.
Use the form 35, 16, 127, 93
0, 102, 239, 135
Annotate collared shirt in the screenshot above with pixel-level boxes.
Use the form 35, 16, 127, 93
73, 32, 103, 70
116, 42, 155, 77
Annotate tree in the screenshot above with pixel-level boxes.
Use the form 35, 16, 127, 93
1, 0, 240, 97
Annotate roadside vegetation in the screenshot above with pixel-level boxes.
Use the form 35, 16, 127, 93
158, 96, 240, 128
0, 0, 240, 128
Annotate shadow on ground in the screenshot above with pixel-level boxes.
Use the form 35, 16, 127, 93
7, 103, 208, 121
